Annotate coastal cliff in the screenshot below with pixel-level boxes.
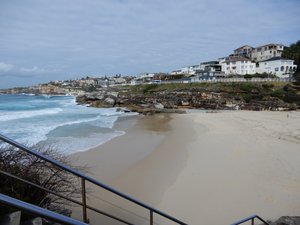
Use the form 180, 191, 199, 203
76, 83, 300, 114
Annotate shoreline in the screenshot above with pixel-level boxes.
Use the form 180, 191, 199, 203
71, 110, 300, 225
71, 113, 173, 182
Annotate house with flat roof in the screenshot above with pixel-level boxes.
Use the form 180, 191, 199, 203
181, 65, 200, 75
251, 43, 284, 62
257, 57, 297, 78
220, 56, 256, 75
199, 61, 222, 72
170, 70, 182, 75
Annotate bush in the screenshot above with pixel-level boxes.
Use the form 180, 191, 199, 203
0, 144, 85, 221
142, 84, 158, 94
262, 83, 274, 89
239, 83, 258, 92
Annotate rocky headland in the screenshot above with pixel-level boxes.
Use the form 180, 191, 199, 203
76, 83, 300, 114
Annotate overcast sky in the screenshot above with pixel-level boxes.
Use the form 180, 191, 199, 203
0, 0, 299, 88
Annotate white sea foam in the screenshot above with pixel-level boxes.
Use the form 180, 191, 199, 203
0, 95, 137, 153
0, 108, 63, 122
49, 130, 126, 154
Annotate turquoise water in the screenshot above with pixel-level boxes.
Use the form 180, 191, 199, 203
0, 94, 130, 153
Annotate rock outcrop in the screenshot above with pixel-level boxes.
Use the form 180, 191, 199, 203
76, 84, 299, 114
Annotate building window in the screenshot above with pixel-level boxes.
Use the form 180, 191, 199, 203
275, 67, 279, 71
281, 66, 284, 71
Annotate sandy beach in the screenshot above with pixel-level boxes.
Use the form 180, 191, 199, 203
71, 111, 300, 225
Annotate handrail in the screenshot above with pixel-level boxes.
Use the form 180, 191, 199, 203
0, 170, 134, 225
231, 214, 269, 225
0, 133, 187, 224
0, 194, 87, 225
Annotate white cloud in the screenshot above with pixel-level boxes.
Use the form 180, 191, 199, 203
20, 66, 45, 73
0, 62, 14, 72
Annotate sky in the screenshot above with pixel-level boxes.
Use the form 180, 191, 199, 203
0, 0, 300, 88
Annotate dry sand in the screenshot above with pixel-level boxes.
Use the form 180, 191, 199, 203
72, 111, 300, 225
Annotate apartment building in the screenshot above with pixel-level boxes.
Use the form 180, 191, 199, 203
251, 43, 284, 62
220, 56, 256, 75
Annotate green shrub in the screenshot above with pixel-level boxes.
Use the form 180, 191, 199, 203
142, 84, 158, 94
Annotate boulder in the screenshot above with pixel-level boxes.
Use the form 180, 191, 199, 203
153, 103, 164, 109
104, 97, 116, 106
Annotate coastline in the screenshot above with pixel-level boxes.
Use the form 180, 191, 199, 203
71, 110, 300, 225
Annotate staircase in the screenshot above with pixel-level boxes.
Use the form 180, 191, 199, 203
0, 134, 187, 225
0, 194, 87, 225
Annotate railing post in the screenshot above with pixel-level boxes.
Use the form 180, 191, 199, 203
81, 178, 88, 223
251, 218, 254, 225
150, 210, 153, 225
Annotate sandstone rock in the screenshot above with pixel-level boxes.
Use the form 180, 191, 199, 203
75, 85, 299, 114
154, 103, 164, 109
104, 97, 116, 106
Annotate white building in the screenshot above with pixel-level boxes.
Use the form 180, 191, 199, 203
251, 43, 284, 62
181, 65, 200, 75
170, 70, 182, 75
257, 57, 297, 78
139, 73, 155, 79
220, 56, 256, 75
130, 79, 143, 85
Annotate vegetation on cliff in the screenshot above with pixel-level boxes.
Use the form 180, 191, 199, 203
282, 40, 300, 84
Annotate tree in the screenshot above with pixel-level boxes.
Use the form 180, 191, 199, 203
0, 144, 85, 223
282, 40, 300, 84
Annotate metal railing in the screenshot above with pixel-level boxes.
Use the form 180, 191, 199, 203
0, 134, 187, 225
231, 215, 270, 225
0, 194, 87, 225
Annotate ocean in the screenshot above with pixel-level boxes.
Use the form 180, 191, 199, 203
0, 94, 134, 153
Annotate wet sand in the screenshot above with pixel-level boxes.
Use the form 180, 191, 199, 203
72, 111, 300, 225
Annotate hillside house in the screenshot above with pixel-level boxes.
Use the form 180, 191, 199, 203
220, 56, 256, 75
251, 43, 284, 62
257, 57, 297, 78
